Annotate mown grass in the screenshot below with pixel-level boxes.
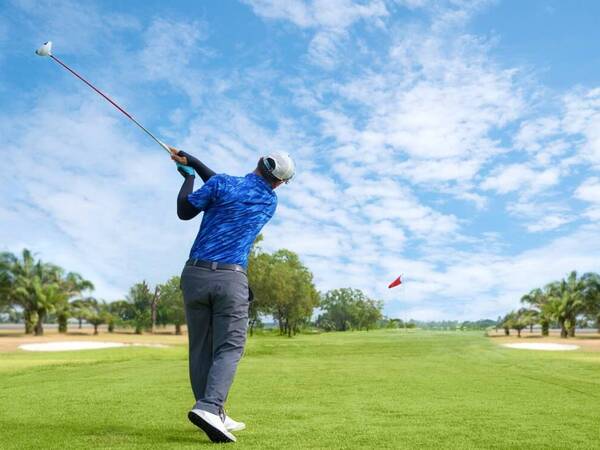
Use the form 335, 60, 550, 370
0, 330, 599, 449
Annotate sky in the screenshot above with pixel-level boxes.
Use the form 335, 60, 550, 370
1, 0, 599, 321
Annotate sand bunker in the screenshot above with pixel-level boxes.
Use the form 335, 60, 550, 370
19, 341, 169, 352
502, 342, 579, 351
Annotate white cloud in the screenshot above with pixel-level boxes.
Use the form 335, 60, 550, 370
136, 18, 215, 104
243, 0, 388, 67
575, 177, 600, 221
507, 199, 574, 233
575, 177, 600, 203
514, 116, 562, 153
140, 19, 208, 74
241, 0, 314, 27
293, 18, 527, 213
243, 0, 387, 29
514, 88, 600, 170
525, 216, 573, 233
562, 88, 600, 166
481, 164, 560, 195
308, 30, 345, 68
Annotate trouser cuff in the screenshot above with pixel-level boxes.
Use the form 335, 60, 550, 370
193, 400, 220, 416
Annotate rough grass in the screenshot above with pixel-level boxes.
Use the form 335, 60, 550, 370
1, 330, 599, 449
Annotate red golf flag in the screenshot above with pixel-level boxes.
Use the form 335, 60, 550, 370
388, 275, 402, 289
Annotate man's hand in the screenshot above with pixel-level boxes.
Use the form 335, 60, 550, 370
169, 146, 188, 165
168, 146, 194, 178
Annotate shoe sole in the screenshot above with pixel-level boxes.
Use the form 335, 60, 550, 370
188, 411, 236, 443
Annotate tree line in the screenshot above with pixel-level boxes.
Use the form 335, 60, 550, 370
499, 271, 600, 338
1, 245, 388, 337
0, 249, 185, 336
392, 319, 496, 331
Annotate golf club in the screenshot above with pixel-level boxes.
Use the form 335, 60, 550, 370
35, 41, 171, 154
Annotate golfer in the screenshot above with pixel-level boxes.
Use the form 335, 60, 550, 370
170, 147, 295, 443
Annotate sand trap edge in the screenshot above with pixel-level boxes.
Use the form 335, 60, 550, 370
19, 341, 169, 352
502, 342, 579, 351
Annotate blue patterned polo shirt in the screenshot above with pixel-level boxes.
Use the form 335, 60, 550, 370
187, 173, 277, 268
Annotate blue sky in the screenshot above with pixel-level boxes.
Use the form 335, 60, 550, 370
1, 0, 599, 320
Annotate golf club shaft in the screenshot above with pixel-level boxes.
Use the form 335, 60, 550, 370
49, 55, 170, 154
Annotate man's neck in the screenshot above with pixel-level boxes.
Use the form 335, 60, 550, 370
252, 169, 281, 189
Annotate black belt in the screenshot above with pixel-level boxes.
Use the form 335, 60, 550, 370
186, 259, 246, 275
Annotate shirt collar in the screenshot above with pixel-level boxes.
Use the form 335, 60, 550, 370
247, 173, 273, 192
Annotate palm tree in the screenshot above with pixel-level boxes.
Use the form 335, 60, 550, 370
1, 250, 94, 335
55, 296, 71, 333
500, 312, 512, 336
521, 288, 552, 336
508, 310, 528, 338
84, 299, 111, 335
2, 250, 39, 334
524, 309, 539, 334
71, 297, 95, 329
545, 271, 587, 338
56, 274, 94, 333
29, 262, 93, 336
31, 275, 67, 336
106, 308, 116, 333
0, 253, 15, 310
582, 272, 600, 332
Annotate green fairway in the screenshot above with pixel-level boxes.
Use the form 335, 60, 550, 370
1, 330, 599, 449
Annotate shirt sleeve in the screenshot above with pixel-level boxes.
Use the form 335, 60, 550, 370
187, 175, 221, 211
268, 196, 278, 218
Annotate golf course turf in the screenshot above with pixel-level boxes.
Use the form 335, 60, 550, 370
1, 330, 599, 449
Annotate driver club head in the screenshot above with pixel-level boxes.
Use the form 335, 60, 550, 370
35, 41, 52, 57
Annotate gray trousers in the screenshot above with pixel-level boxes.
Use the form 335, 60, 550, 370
180, 265, 249, 415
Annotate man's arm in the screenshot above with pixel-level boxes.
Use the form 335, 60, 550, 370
170, 147, 216, 183
176, 169, 201, 220
180, 151, 216, 182
175, 169, 220, 221
169, 146, 218, 220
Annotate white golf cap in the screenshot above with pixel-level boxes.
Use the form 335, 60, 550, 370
263, 152, 295, 182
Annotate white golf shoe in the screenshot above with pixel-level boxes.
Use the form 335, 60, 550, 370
224, 414, 246, 432
188, 409, 236, 443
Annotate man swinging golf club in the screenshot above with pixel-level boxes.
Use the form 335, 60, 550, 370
35, 40, 295, 443
170, 147, 294, 443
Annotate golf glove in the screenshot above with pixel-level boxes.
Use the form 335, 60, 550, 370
176, 162, 195, 178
